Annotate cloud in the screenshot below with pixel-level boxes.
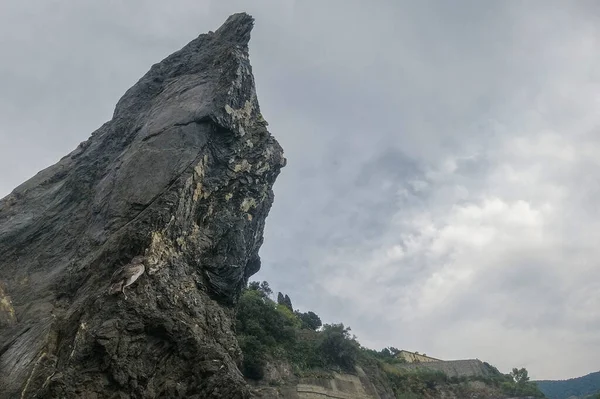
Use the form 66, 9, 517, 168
1, 0, 599, 379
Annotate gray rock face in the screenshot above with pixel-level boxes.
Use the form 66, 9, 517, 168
0, 13, 284, 398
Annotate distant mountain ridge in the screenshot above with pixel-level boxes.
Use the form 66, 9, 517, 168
536, 371, 600, 399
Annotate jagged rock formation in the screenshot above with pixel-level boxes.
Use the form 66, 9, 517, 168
0, 13, 284, 399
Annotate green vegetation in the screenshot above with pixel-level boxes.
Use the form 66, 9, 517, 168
235, 280, 546, 398
511, 367, 530, 384
383, 367, 449, 397
500, 369, 545, 398
235, 287, 295, 378
319, 323, 360, 371
295, 310, 322, 330
235, 282, 362, 378
377, 363, 544, 398
537, 371, 600, 399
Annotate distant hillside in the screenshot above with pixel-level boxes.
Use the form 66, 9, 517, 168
240, 280, 546, 398
536, 371, 600, 399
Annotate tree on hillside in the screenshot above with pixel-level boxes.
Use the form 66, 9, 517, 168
511, 367, 530, 384
247, 280, 273, 298
319, 323, 360, 371
378, 347, 401, 359
277, 292, 293, 311
295, 310, 322, 330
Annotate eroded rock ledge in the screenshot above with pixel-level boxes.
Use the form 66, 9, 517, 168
0, 12, 284, 399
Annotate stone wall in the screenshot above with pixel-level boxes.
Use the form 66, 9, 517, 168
397, 350, 441, 363
252, 366, 385, 399
396, 359, 494, 378
296, 373, 374, 399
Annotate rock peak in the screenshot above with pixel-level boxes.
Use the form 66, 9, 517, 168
0, 13, 283, 399
214, 12, 254, 45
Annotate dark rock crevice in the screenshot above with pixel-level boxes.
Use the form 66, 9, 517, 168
0, 12, 284, 399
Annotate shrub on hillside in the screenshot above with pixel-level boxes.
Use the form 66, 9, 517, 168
382, 367, 449, 397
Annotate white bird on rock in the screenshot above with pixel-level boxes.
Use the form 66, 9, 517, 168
108, 255, 146, 299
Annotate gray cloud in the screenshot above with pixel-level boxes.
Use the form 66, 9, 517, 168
1, 0, 599, 380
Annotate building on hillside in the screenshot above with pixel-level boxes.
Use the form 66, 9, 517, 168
397, 350, 441, 363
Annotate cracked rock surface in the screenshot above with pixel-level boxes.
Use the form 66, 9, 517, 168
0, 12, 284, 398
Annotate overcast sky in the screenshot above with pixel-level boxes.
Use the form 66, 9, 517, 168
1, 0, 599, 380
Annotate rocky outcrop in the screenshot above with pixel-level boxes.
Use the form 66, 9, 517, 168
0, 12, 284, 399
250, 364, 389, 399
